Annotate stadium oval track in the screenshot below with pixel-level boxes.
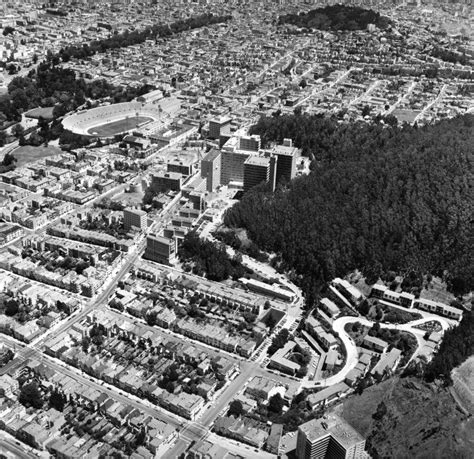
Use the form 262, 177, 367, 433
61, 102, 163, 138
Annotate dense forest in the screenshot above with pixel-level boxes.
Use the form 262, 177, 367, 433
424, 311, 474, 383
178, 231, 247, 282
2, 64, 155, 122
278, 5, 391, 31
225, 114, 473, 305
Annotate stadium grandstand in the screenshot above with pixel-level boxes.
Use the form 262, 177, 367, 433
61, 98, 181, 139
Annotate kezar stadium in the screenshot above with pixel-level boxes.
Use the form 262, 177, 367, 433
61, 101, 173, 139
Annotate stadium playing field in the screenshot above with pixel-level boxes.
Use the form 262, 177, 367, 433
87, 116, 153, 136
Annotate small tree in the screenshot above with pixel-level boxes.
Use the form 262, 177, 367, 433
135, 427, 147, 446
3, 26, 15, 36
5, 299, 19, 316
49, 388, 66, 412
6, 63, 17, 75
359, 299, 370, 315
296, 365, 308, 378
2, 152, 17, 168
12, 124, 25, 139
268, 393, 284, 415
243, 311, 257, 323
228, 400, 244, 417
372, 401, 387, 421
19, 382, 43, 409
81, 336, 90, 352
375, 306, 383, 321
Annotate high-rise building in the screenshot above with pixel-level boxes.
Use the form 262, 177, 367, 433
201, 149, 222, 192
220, 150, 251, 186
243, 156, 271, 192
123, 208, 147, 231
296, 414, 366, 459
208, 116, 232, 140
144, 234, 177, 265
238, 135, 261, 152
151, 171, 183, 193
269, 155, 278, 192
272, 142, 299, 184
167, 158, 194, 176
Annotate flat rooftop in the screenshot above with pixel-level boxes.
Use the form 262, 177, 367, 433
271, 144, 300, 157
299, 413, 365, 449
244, 156, 270, 166
210, 116, 232, 124
203, 148, 221, 162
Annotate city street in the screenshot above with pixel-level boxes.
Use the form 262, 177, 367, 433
0, 430, 44, 459
1, 335, 183, 428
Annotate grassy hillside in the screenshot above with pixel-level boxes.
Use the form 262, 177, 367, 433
452, 357, 474, 415
337, 377, 474, 458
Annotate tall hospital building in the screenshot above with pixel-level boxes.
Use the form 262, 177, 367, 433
200, 135, 301, 193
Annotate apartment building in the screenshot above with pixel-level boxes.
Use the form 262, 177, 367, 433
167, 157, 194, 176
123, 207, 147, 231
414, 298, 463, 320
267, 139, 300, 184
297, 414, 366, 459
200, 148, 221, 192
238, 135, 261, 152
243, 155, 271, 193
144, 234, 177, 265
220, 150, 251, 186
151, 171, 183, 193
208, 116, 231, 140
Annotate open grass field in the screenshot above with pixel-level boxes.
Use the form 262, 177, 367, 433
112, 190, 144, 208
392, 109, 420, 124
24, 106, 55, 120
12, 145, 62, 167
87, 116, 153, 137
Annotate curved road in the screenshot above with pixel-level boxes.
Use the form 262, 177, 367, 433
302, 315, 450, 389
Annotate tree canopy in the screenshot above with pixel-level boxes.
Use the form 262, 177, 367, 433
225, 114, 473, 305
49, 388, 67, 412
19, 382, 43, 409
278, 5, 391, 31
268, 393, 285, 414
268, 329, 290, 355
228, 400, 245, 417
178, 231, 247, 282
424, 310, 474, 384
